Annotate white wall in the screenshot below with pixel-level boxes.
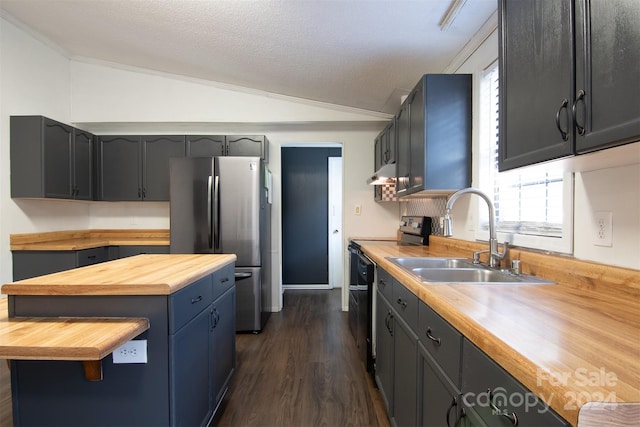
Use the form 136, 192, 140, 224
0, 17, 91, 286
574, 163, 640, 268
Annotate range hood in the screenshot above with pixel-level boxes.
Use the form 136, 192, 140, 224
366, 163, 397, 185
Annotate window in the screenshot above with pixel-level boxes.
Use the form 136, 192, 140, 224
477, 62, 573, 254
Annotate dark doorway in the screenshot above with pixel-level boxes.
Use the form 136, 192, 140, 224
281, 146, 342, 285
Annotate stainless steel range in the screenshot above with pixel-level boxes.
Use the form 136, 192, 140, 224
347, 216, 432, 378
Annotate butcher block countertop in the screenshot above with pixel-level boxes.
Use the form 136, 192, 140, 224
0, 297, 148, 361
10, 229, 169, 251
362, 236, 640, 427
2, 254, 237, 296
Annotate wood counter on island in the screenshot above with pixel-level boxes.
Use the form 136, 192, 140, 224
1, 254, 237, 427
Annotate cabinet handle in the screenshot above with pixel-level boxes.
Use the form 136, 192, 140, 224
488, 388, 519, 425
379, 279, 387, 288
191, 295, 203, 304
221, 277, 229, 283
397, 298, 407, 309
555, 98, 569, 141
572, 89, 586, 136
425, 327, 441, 345
446, 395, 457, 427
138, 188, 142, 198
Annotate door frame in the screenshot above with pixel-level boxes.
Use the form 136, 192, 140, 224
279, 143, 344, 301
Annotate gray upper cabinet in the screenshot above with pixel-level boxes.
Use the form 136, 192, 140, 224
142, 135, 186, 201
98, 135, 185, 201
574, 0, 640, 153
498, 0, 574, 171
11, 116, 93, 200
97, 135, 142, 201
498, 0, 640, 171
187, 135, 269, 161
187, 135, 226, 157
373, 120, 396, 201
73, 128, 94, 200
396, 101, 411, 196
226, 135, 269, 161
396, 74, 472, 197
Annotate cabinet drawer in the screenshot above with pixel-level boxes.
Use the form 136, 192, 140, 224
169, 275, 213, 334
462, 339, 568, 427
212, 263, 235, 301
116, 245, 170, 258
76, 247, 108, 267
418, 301, 462, 387
392, 281, 419, 333
377, 267, 394, 302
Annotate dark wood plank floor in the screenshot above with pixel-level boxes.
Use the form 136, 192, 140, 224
216, 289, 391, 427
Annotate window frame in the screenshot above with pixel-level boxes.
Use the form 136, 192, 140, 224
475, 62, 574, 254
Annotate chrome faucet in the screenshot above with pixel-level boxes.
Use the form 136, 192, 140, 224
442, 187, 508, 268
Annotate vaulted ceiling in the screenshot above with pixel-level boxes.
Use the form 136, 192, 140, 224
1, 0, 497, 114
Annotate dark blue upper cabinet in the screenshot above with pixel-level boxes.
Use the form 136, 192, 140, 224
498, 0, 640, 171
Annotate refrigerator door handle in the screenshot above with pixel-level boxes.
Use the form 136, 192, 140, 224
213, 175, 220, 250
207, 175, 213, 250
235, 272, 253, 281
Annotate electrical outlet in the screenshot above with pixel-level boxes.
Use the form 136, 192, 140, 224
354, 205, 361, 215
112, 340, 147, 364
594, 211, 613, 247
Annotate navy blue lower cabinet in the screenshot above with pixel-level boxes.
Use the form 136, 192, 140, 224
461, 339, 569, 427
9, 267, 235, 427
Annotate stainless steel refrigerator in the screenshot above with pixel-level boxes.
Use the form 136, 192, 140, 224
169, 156, 271, 332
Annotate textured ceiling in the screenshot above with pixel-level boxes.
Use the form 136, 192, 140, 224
0, 0, 497, 114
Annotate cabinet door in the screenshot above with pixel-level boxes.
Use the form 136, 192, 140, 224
374, 134, 383, 172
170, 307, 213, 427
386, 118, 396, 165
187, 135, 226, 157
43, 118, 73, 199
72, 128, 93, 200
408, 82, 425, 194
419, 343, 464, 427
142, 135, 185, 201
226, 135, 266, 159
498, 0, 574, 171
574, 0, 640, 153
462, 339, 569, 427
395, 102, 411, 196
98, 136, 141, 201
12, 251, 77, 281
116, 245, 170, 258
375, 291, 394, 414
211, 286, 236, 407
393, 314, 418, 427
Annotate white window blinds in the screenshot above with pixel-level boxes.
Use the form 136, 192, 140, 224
479, 62, 571, 250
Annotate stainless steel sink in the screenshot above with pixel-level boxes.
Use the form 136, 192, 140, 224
386, 257, 479, 269
411, 268, 555, 285
385, 256, 555, 285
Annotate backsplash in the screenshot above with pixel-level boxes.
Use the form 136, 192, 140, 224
401, 198, 447, 236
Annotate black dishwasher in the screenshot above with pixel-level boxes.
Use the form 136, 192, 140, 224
348, 241, 375, 375
348, 216, 432, 378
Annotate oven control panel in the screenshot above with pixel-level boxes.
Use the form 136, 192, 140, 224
399, 216, 431, 237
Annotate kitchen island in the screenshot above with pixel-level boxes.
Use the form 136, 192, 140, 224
362, 236, 639, 427
1, 253, 236, 427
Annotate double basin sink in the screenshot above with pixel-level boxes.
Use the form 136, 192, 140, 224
386, 257, 554, 285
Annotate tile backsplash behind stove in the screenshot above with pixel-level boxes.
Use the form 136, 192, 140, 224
401, 198, 447, 236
